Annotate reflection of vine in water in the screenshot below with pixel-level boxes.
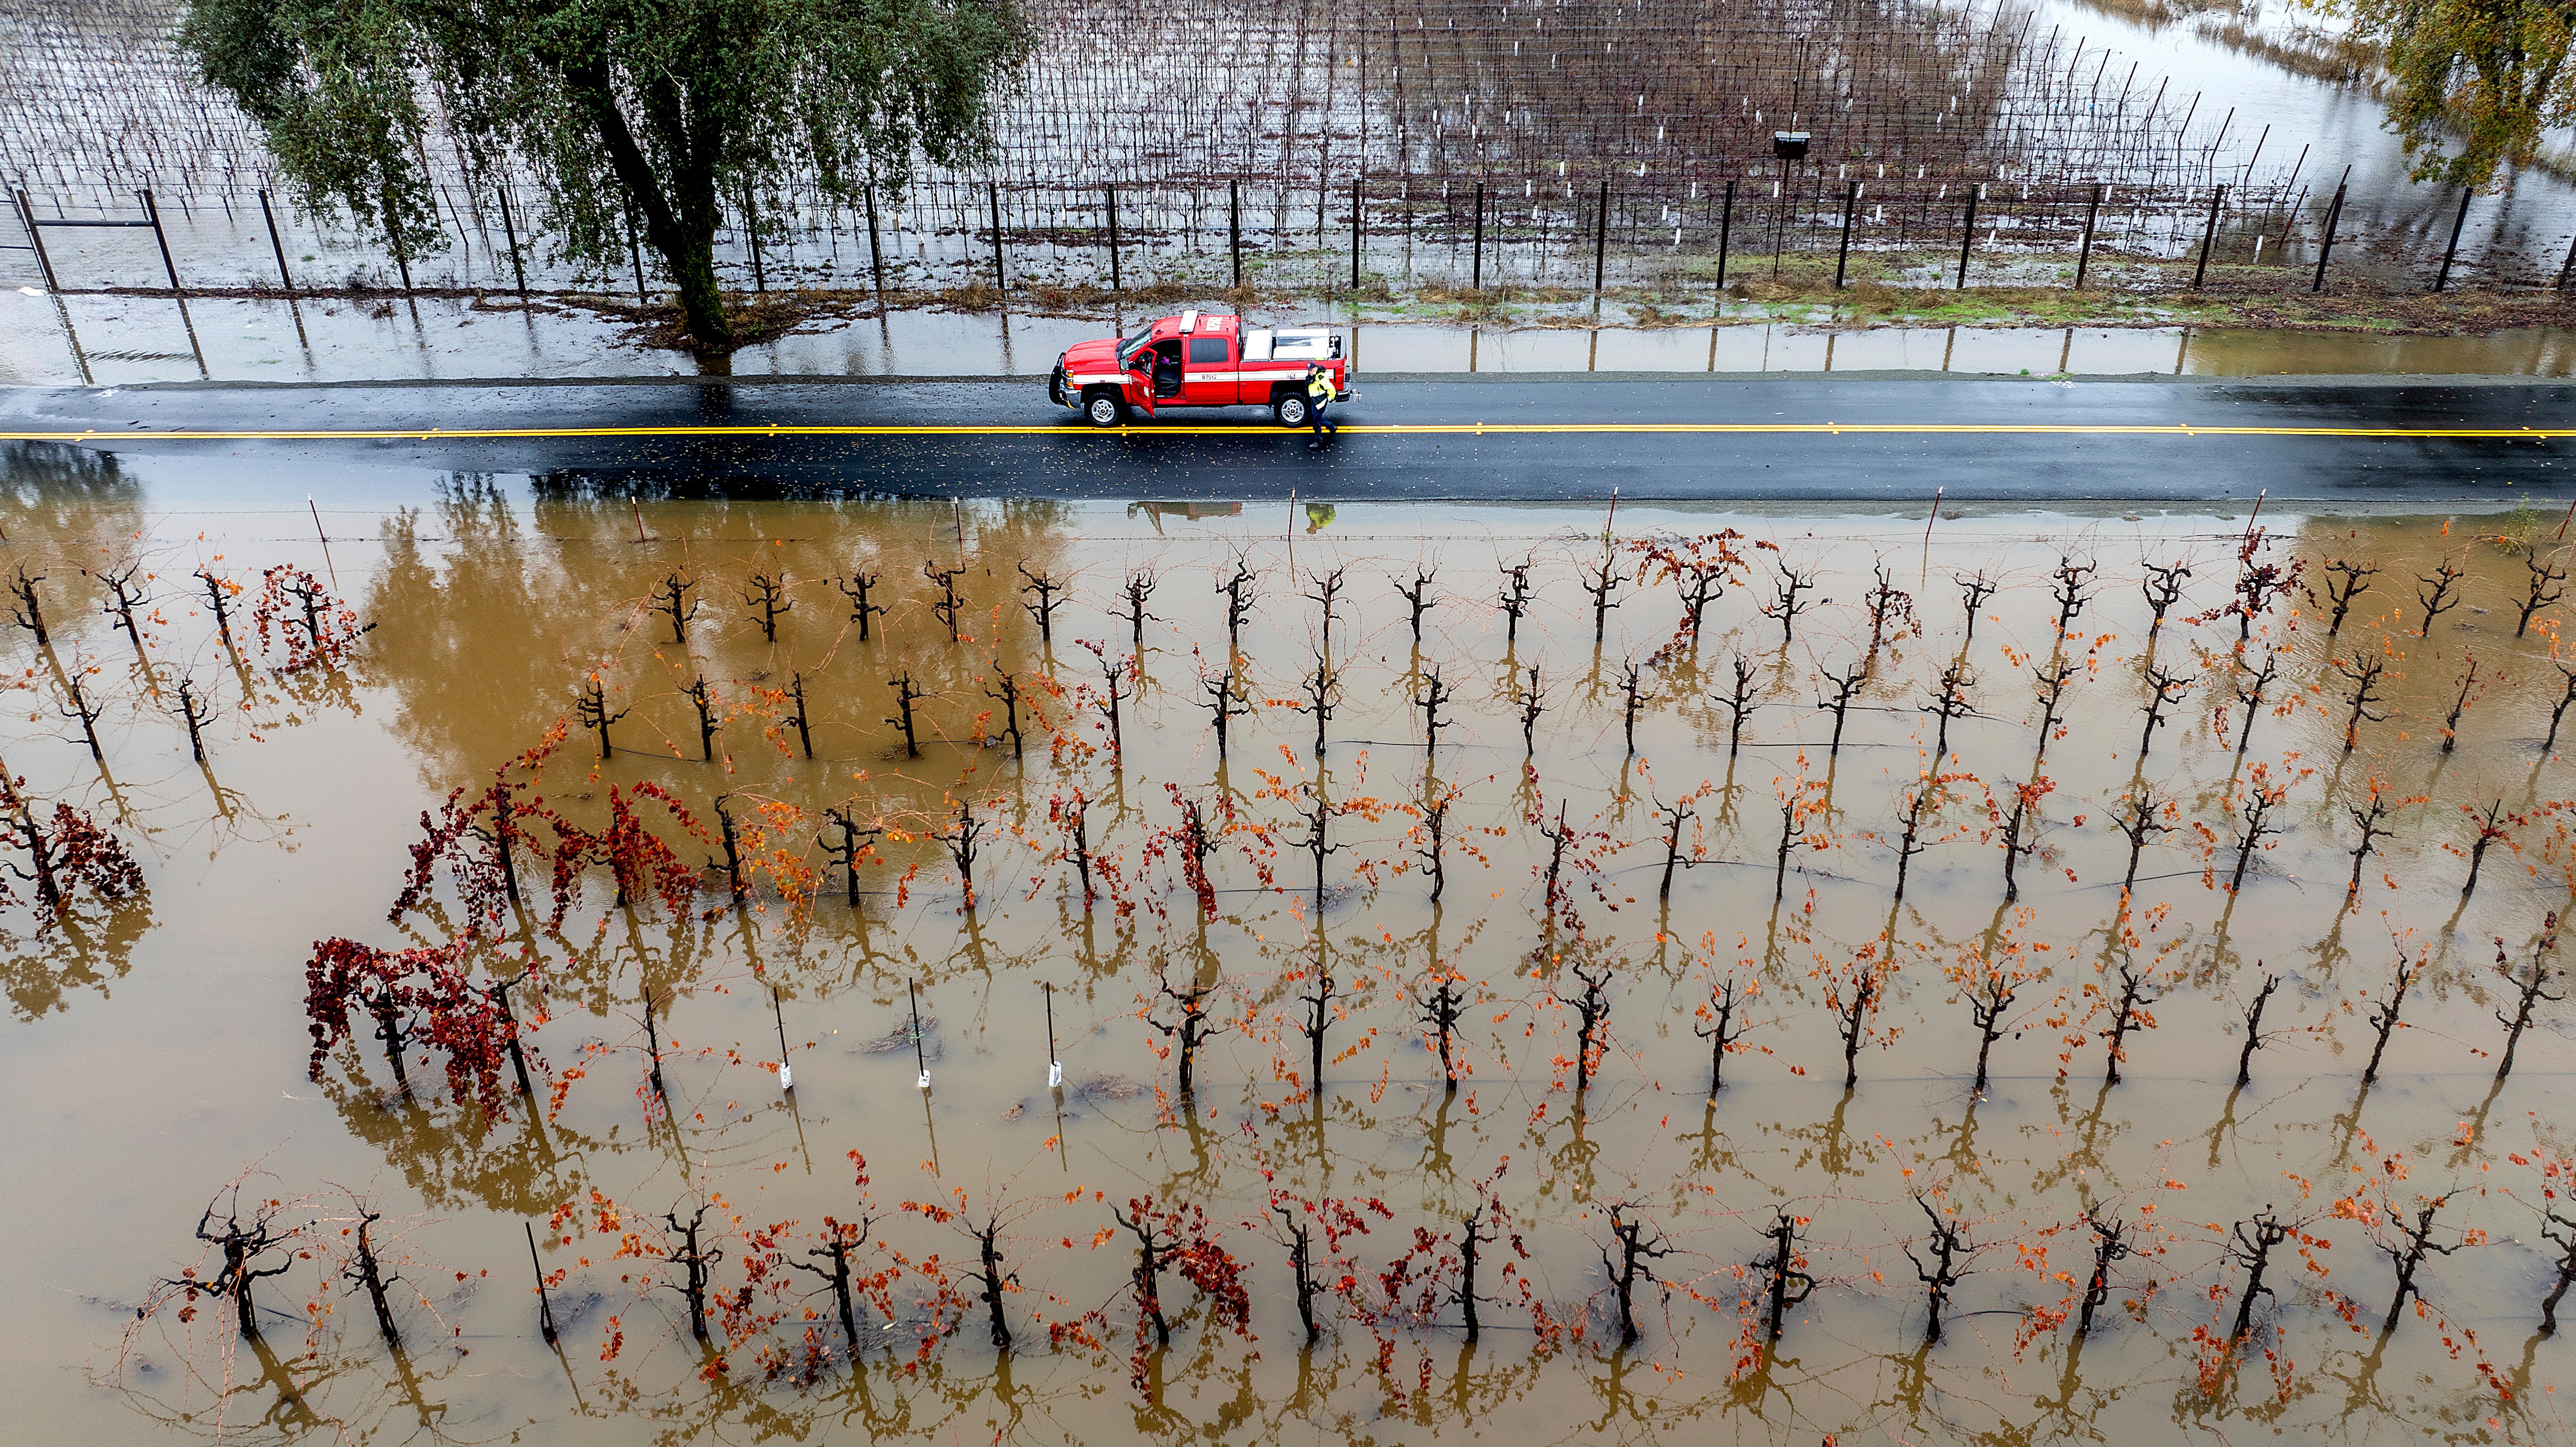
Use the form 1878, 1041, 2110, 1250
551, 1151, 1108, 1447
0, 882, 151, 1020
109, 1170, 492, 1447
315, 1064, 594, 1219
226, 555, 378, 739
87, 505, 2576, 1440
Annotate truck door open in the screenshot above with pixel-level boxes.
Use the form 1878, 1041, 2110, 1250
1184, 335, 1234, 406
1125, 340, 1174, 419
1114, 339, 1149, 419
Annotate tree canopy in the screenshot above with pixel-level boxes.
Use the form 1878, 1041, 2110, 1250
181, 0, 1034, 351
2315, 0, 2576, 188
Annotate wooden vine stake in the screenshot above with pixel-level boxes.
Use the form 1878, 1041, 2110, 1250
772, 986, 793, 1092
909, 978, 930, 1090
525, 1221, 559, 1344
1044, 981, 1063, 1090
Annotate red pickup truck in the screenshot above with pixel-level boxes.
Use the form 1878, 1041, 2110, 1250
1050, 310, 1351, 428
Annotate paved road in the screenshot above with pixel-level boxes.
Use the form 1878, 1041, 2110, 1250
3, 374, 2572, 502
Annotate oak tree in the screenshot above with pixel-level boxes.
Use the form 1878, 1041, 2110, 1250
182, 0, 1032, 352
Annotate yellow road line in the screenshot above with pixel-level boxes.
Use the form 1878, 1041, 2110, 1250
0, 422, 2565, 441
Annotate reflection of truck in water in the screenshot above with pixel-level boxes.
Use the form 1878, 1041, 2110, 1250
1128, 501, 1246, 532
1050, 310, 1351, 428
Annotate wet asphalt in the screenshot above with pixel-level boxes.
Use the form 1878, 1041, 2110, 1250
2, 373, 2572, 503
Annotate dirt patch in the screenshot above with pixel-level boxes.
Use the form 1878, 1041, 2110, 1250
1073, 1073, 1145, 1102
607, 290, 885, 356
855, 1020, 937, 1058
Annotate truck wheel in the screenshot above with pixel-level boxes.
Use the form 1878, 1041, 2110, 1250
1273, 393, 1310, 428
1084, 390, 1127, 428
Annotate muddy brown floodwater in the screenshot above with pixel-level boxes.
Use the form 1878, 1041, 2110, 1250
2, 449, 2572, 1444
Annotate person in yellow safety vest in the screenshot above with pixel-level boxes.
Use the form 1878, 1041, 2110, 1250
1304, 364, 1341, 450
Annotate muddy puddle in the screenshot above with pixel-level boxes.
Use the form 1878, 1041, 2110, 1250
1, 450, 2572, 1443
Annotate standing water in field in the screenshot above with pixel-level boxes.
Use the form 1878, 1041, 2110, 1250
0, 450, 2572, 1442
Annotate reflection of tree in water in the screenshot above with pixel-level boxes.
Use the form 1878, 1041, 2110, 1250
365, 480, 1081, 824
0, 890, 152, 1020
0, 441, 142, 541
0, 444, 146, 674
365, 480, 624, 778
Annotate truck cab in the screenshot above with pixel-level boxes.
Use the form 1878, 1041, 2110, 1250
1050, 310, 1351, 428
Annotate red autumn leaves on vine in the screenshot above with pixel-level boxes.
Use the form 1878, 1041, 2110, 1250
252, 565, 373, 673
0, 774, 144, 928
303, 934, 530, 1118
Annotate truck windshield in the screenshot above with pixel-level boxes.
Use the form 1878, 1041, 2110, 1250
1115, 328, 1152, 367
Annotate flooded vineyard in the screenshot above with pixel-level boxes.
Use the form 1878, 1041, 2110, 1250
3, 450, 2575, 1443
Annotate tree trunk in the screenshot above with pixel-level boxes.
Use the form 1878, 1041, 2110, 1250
570, 63, 736, 353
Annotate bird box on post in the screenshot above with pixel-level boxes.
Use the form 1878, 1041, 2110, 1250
1771, 132, 1811, 161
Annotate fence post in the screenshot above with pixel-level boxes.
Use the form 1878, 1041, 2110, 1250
1715, 178, 1736, 293
1349, 176, 1361, 290
14, 190, 58, 292
744, 185, 766, 292
257, 189, 294, 292
1471, 182, 1485, 291
2557, 227, 2576, 293
1592, 180, 1609, 294
1833, 179, 1858, 288
1105, 183, 1121, 294
138, 189, 182, 294
987, 181, 1005, 293
1956, 184, 1978, 289
2433, 187, 2472, 292
493, 185, 529, 303
1768, 158, 1791, 278
863, 184, 885, 299
2311, 179, 2347, 294
1229, 180, 1242, 291
2190, 184, 2225, 289
2074, 183, 2103, 290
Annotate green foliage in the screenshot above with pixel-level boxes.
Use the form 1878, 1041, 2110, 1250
180, 0, 440, 259
179, 0, 1034, 349
2310, 0, 2576, 187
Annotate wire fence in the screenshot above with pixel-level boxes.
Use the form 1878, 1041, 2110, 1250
6, 170, 2567, 305
5, 0, 2570, 301
4, 0, 2248, 199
